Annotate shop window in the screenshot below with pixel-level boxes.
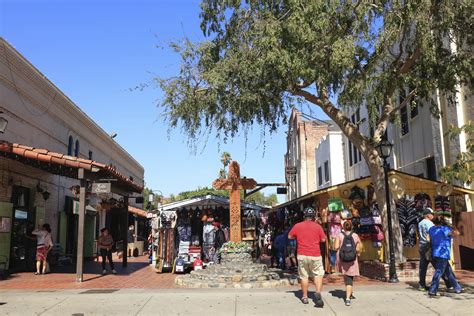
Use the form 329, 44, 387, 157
409, 85, 418, 118
324, 161, 330, 182
75, 140, 80, 157
426, 157, 437, 181
348, 140, 353, 166
318, 167, 323, 186
67, 136, 73, 156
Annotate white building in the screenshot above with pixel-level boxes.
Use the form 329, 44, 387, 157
315, 128, 346, 190
0, 38, 145, 271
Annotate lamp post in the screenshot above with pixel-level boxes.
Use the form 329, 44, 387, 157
375, 139, 399, 283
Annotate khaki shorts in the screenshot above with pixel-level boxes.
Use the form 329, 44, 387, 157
297, 255, 324, 279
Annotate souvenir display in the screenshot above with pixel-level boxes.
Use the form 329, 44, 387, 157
396, 196, 417, 247
328, 198, 344, 212
434, 195, 452, 217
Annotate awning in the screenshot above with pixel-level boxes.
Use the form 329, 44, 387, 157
128, 205, 147, 218
275, 170, 474, 209
161, 194, 266, 211
0, 140, 143, 193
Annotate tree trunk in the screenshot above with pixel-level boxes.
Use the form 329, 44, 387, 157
365, 147, 405, 264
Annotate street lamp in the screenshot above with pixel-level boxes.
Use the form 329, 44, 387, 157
375, 139, 399, 283
0, 111, 8, 133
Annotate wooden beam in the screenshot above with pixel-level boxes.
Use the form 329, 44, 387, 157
122, 195, 129, 268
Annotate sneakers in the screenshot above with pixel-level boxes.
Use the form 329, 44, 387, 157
447, 287, 462, 294
102, 270, 107, 275
314, 293, 324, 308
345, 299, 351, 306
112, 269, 117, 275
301, 297, 309, 305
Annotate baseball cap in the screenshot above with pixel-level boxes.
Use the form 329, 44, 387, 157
303, 207, 316, 218
422, 208, 434, 216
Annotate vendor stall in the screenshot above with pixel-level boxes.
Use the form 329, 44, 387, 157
154, 194, 266, 272
273, 170, 474, 279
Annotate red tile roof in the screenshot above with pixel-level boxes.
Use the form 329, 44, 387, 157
128, 206, 148, 218
0, 140, 143, 193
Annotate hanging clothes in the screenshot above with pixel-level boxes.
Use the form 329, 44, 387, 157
396, 196, 417, 247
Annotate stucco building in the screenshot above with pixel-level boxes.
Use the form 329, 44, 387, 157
0, 38, 145, 271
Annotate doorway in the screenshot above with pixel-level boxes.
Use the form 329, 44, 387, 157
10, 186, 35, 272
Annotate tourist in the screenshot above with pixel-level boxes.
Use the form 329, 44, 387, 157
98, 228, 116, 275
428, 216, 462, 297
286, 225, 297, 270
273, 230, 287, 270
334, 220, 361, 306
418, 207, 435, 290
288, 207, 326, 308
212, 221, 226, 263
32, 223, 53, 275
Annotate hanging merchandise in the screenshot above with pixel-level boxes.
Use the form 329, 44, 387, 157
360, 216, 382, 226
328, 198, 344, 212
434, 195, 452, 217
349, 186, 366, 200
414, 193, 432, 221
436, 183, 453, 197
328, 212, 342, 223
340, 209, 352, 220
395, 196, 417, 247
202, 222, 215, 262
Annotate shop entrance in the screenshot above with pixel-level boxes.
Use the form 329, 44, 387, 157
10, 186, 36, 272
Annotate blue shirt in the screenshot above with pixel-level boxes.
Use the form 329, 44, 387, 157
418, 219, 434, 246
429, 225, 452, 259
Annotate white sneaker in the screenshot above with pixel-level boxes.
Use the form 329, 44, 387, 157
112, 269, 117, 274
102, 270, 107, 275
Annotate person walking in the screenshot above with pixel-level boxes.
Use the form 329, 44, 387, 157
428, 216, 462, 297
212, 221, 226, 263
98, 228, 116, 275
417, 207, 436, 290
32, 223, 53, 275
288, 207, 327, 308
334, 220, 361, 306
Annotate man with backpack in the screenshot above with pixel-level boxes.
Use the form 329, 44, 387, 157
335, 220, 361, 306
288, 207, 326, 308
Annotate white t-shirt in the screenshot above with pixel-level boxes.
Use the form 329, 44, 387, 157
33, 229, 53, 249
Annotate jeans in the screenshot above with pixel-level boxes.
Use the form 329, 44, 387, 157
429, 257, 461, 294
276, 251, 286, 270
329, 250, 337, 267
419, 245, 451, 288
100, 248, 115, 270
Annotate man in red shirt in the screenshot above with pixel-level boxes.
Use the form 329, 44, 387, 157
288, 207, 326, 308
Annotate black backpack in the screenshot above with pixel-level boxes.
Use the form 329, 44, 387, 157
339, 232, 357, 262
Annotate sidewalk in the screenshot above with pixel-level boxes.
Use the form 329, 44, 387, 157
1, 284, 473, 315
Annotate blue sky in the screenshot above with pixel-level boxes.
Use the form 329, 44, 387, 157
1, 0, 328, 201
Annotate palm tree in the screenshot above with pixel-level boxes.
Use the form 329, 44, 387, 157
220, 152, 232, 178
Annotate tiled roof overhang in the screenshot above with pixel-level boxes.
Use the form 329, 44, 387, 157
0, 140, 143, 193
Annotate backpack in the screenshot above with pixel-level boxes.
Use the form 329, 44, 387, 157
339, 232, 357, 262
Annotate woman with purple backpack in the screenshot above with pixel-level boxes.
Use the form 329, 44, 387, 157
335, 220, 362, 307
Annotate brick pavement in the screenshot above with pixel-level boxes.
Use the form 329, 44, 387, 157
1, 254, 472, 290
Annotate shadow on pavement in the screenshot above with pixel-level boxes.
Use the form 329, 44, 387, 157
329, 289, 346, 300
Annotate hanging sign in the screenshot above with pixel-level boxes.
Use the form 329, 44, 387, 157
92, 183, 111, 194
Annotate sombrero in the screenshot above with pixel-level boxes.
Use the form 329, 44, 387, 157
389, 174, 406, 201
436, 183, 453, 197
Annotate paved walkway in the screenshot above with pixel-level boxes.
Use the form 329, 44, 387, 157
1, 284, 473, 315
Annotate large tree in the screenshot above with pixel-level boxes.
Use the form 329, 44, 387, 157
158, 0, 473, 260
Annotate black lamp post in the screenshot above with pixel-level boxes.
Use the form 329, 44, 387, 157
375, 139, 399, 283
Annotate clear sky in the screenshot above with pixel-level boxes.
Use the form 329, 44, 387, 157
1, 0, 328, 201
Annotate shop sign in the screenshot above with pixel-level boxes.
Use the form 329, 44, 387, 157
285, 166, 297, 175
92, 182, 111, 194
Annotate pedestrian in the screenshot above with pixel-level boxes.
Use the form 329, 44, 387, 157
428, 216, 462, 296
334, 220, 361, 306
288, 207, 327, 308
286, 225, 297, 270
212, 221, 226, 263
32, 223, 53, 275
98, 228, 116, 275
273, 230, 287, 270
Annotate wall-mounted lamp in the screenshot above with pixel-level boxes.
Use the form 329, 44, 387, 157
110, 132, 118, 139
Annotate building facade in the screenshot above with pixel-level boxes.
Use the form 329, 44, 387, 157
315, 129, 346, 190
284, 108, 329, 200
0, 38, 145, 271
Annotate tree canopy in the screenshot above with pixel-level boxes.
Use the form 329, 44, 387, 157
159, 0, 472, 145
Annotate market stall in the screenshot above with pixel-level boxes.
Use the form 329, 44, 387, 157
151, 194, 265, 273
272, 170, 474, 278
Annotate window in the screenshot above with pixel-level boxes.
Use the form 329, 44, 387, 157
318, 167, 323, 186
349, 109, 361, 166
74, 140, 80, 157
324, 161, 330, 182
67, 136, 73, 156
88, 150, 93, 160
409, 85, 418, 118
426, 157, 437, 181
400, 106, 409, 135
